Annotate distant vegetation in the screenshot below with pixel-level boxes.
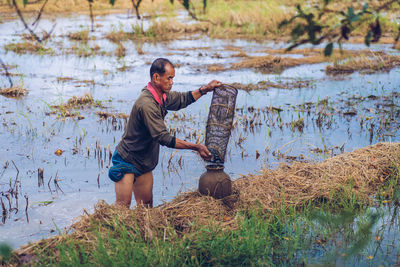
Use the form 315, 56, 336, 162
1, 0, 399, 45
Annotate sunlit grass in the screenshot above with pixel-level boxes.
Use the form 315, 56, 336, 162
0, 0, 175, 15
4, 41, 53, 55
198, 0, 292, 39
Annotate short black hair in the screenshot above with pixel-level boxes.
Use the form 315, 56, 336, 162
150, 58, 174, 79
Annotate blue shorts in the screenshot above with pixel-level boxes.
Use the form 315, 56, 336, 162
108, 150, 144, 183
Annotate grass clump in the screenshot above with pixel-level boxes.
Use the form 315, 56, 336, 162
230, 79, 314, 91
326, 54, 400, 75
46, 93, 102, 119
232, 54, 325, 73
66, 93, 96, 106
105, 20, 206, 44
197, 0, 293, 39
67, 30, 92, 42
231, 49, 395, 74
4, 41, 52, 55
105, 30, 130, 43
114, 43, 126, 58
0, 86, 28, 98
0, 0, 176, 17
207, 64, 225, 72
96, 111, 129, 119
67, 43, 106, 57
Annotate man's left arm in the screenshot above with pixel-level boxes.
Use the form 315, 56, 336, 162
191, 80, 222, 101
166, 80, 222, 110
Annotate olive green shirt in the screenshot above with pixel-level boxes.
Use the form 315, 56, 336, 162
116, 87, 195, 173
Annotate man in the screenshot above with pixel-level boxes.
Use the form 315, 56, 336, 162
109, 58, 222, 208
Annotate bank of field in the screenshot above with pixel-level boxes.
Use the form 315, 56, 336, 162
4, 142, 399, 266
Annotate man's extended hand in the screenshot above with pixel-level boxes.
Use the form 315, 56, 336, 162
204, 80, 222, 93
197, 144, 212, 161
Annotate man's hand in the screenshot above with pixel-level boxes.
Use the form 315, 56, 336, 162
174, 139, 212, 160
204, 80, 222, 93
197, 144, 212, 161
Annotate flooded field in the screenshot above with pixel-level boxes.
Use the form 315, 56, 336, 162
0, 12, 399, 264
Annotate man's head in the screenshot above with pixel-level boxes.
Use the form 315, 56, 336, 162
150, 58, 175, 94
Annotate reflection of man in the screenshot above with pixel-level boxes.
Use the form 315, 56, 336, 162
109, 58, 222, 208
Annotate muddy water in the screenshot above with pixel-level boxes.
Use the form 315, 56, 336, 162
0, 13, 399, 262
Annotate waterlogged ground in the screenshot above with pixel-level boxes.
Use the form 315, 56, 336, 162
0, 13, 400, 264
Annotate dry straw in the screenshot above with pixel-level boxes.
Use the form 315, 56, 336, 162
0, 86, 28, 98
231, 49, 399, 74
15, 142, 400, 259
326, 54, 400, 75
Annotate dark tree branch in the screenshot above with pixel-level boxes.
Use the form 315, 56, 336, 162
31, 0, 49, 27
24, 194, 29, 223
12, 0, 42, 42
25, 0, 44, 4
179, 0, 215, 25
130, 0, 143, 19
11, 0, 53, 43
0, 57, 13, 88
88, 0, 95, 32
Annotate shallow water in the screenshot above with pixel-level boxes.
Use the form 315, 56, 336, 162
295, 202, 400, 266
0, 13, 399, 263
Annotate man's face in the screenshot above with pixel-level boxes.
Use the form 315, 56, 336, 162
154, 64, 175, 94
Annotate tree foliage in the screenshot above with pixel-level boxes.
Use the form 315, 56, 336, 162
279, 0, 400, 56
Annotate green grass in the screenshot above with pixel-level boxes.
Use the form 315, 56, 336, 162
11, 173, 397, 266
4, 41, 53, 55
5, 155, 399, 266
26, 199, 398, 266
202, 0, 293, 38
31, 209, 307, 266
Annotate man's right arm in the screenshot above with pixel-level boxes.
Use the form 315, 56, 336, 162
174, 138, 212, 161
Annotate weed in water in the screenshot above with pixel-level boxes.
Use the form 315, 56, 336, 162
0, 86, 28, 98
114, 43, 126, 58
326, 53, 400, 75
4, 41, 53, 55
66, 42, 107, 57
67, 29, 92, 42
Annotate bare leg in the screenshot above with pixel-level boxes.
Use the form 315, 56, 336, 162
115, 173, 135, 208
132, 171, 153, 207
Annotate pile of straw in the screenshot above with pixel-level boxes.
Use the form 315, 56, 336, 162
236, 142, 400, 210
231, 54, 325, 73
0, 87, 28, 98
15, 142, 400, 259
66, 93, 94, 107
326, 54, 400, 75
